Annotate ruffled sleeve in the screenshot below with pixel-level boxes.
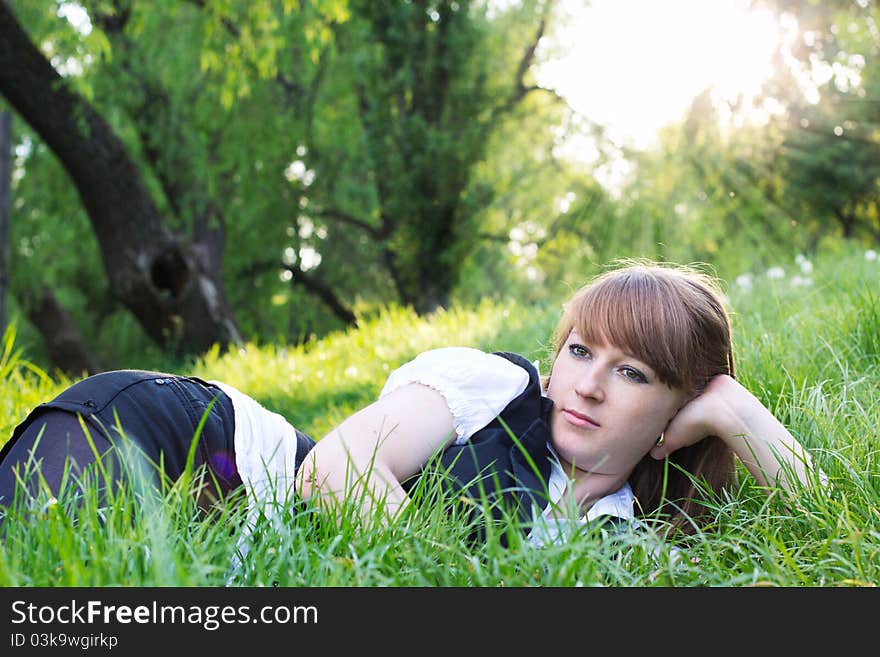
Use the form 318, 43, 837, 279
379, 347, 530, 445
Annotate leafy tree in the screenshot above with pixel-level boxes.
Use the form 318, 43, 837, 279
760, 0, 880, 246
2, 0, 572, 371
305, 0, 560, 314
0, 1, 242, 361
779, 81, 880, 243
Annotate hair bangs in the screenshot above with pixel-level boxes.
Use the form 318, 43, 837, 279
568, 270, 694, 390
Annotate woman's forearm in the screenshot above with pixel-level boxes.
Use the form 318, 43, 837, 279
715, 377, 821, 492
296, 436, 411, 526
295, 383, 457, 525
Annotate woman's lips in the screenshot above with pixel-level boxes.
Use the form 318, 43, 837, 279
562, 409, 600, 428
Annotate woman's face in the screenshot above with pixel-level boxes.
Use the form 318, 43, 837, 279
545, 329, 688, 480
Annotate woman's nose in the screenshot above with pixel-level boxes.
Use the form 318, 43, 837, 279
574, 365, 605, 402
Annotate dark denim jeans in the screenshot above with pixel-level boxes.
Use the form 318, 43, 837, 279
0, 370, 242, 525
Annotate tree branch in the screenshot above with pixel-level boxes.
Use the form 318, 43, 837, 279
238, 259, 356, 326
21, 286, 104, 376
491, 11, 547, 117
312, 207, 389, 239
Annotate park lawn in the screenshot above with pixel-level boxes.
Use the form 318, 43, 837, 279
0, 246, 877, 586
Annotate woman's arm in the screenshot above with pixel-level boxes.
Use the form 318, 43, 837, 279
651, 374, 824, 493
295, 383, 457, 525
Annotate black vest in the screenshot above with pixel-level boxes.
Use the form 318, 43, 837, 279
401, 351, 556, 543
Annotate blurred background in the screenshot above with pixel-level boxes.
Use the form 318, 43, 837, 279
1, 0, 878, 375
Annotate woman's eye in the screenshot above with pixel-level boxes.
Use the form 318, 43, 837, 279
568, 344, 589, 358
621, 367, 647, 384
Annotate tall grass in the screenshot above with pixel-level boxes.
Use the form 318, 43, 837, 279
0, 246, 877, 586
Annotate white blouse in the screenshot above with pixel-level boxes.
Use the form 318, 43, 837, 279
211, 381, 301, 510
216, 346, 638, 546
379, 347, 531, 444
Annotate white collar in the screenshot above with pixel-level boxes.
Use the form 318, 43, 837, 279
526, 444, 637, 547
544, 441, 636, 521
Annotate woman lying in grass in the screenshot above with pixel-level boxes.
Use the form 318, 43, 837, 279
0, 261, 823, 544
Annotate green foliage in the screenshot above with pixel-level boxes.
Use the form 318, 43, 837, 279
454, 85, 611, 308
0, 246, 878, 586
6, 0, 570, 371
5, 0, 880, 396
0, 322, 62, 446
749, 0, 880, 245
303, 0, 558, 312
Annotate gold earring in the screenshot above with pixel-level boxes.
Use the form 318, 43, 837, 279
656, 432, 665, 447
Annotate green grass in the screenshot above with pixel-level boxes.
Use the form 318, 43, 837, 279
0, 245, 878, 586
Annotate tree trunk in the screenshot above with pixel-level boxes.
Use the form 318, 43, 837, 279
0, 4, 240, 355
835, 208, 855, 239
0, 110, 10, 334
25, 286, 102, 376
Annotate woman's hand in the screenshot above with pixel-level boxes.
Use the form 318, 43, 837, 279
649, 374, 739, 460
650, 374, 824, 493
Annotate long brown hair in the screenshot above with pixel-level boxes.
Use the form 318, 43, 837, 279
545, 260, 737, 534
